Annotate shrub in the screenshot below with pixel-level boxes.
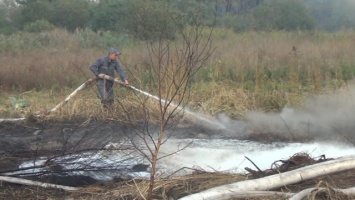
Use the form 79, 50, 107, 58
23, 19, 55, 33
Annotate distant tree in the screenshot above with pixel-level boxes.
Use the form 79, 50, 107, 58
169, 0, 215, 26
0, 0, 20, 34
234, 0, 264, 15
248, 0, 315, 31
301, 0, 355, 31
15, 0, 51, 29
208, 0, 265, 16
0, 16, 13, 35
89, 0, 122, 32
16, 0, 92, 31
48, 0, 92, 31
2, 0, 18, 7
15, 0, 38, 5
11, 0, 353, 34
322, 0, 355, 31
91, 0, 182, 40
23, 19, 55, 32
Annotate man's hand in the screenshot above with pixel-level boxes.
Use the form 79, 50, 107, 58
123, 80, 129, 85
97, 74, 106, 79
88, 76, 97, 83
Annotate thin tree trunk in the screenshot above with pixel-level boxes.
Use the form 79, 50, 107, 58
0, 176, 78, 191
179, 155, 355, 200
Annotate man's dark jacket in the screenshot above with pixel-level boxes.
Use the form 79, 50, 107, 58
90, 56, 127, 81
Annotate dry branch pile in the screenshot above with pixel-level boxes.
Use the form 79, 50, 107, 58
245, 152, 330, 178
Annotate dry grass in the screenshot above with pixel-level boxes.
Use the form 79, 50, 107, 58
2, 169, 354, 200
0, 84, 177, 125
69, 171, 247, 200
0, 49, 98, 91
1, 28, 355, 120
190, 81, 251, 117
207, 29, 355, 89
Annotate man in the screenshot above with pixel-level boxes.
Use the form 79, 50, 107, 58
90, 47, 129, 106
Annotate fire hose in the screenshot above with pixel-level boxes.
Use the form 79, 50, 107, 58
49, 74, 166, 114
101, 75, 167, 103
2, 75, 226, 130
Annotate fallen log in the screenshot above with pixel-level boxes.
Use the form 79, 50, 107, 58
290, 186, 355, 200
187, 190, 294, 199
0, 175, 78, 191
0, 118, 26, 123
179, 154, 355, 200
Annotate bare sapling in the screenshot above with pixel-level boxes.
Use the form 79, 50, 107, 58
115, 17, 214, 199
145, 22, 214, 199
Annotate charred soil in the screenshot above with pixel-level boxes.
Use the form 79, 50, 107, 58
1, 119, 355, 200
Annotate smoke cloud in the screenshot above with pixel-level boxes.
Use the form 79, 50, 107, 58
244, 85, 355, 142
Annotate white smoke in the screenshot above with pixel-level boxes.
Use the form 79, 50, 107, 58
245, 86, 355, 142
179, 83, 355, 143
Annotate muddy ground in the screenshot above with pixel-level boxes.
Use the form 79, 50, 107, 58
0, 117, 304, 173
1, 118, 355, 199
0, 118, 245, 181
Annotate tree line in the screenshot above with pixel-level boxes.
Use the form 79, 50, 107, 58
1, 0, 355, 38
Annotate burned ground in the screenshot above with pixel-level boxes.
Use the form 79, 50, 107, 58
0, 119, 355, 199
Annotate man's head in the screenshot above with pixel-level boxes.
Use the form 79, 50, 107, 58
108, 47, 121, 60
109, 47, 121, 55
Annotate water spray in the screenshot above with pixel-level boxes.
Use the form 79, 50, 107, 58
102, 75, 228, 130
